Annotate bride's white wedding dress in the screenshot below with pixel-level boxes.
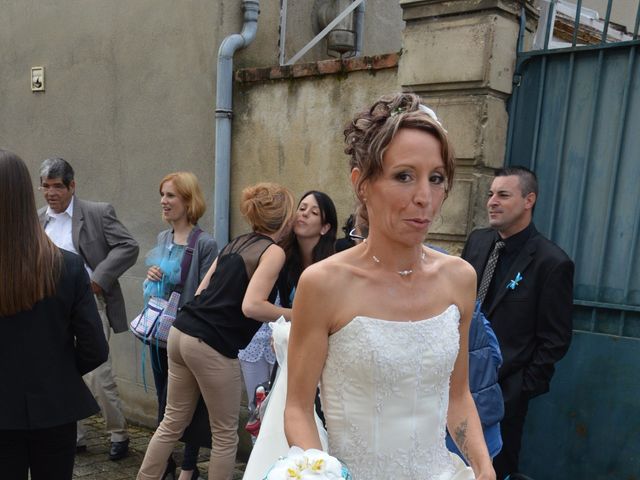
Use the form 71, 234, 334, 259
243, 305, 474, 479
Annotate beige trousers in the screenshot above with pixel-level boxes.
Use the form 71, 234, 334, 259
77, 294, 128, 445
137, 327, 242, 480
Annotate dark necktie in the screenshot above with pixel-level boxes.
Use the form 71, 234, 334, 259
477, 240, 506, 305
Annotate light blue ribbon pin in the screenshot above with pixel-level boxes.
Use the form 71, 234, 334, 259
507, 272, 523, 290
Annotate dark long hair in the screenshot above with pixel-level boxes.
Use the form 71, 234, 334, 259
0, 150, 62, 316
278, 191, 338, 307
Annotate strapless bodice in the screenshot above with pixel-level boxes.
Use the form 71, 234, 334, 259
320, 304, 473, 479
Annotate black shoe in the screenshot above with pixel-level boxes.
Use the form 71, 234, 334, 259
76, 444, 87, 454
109, 438, 129, 461
162, 456, 177, 480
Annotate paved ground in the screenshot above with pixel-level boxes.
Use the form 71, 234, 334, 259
73, 416, 247, 479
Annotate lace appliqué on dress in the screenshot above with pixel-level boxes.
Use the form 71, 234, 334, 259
320, 305, 463, 480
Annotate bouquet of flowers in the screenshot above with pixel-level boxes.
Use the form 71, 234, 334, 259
264, 447, 352, 480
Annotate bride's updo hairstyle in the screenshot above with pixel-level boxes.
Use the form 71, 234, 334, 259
240, 182, 295, 235
344, 92, 455, 224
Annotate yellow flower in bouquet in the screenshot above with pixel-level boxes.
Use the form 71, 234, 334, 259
264, 446, 352, 480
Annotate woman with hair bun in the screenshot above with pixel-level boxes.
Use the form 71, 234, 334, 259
138, 182, 295, 480
282, 93, 495, 479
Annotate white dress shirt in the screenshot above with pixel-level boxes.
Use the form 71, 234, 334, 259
44, 197, 94, 277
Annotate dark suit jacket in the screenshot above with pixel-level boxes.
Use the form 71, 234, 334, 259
461, 224, 574, 414
39, 197, 139, 333
0, 250, 109, 430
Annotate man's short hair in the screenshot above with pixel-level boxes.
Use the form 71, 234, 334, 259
40, 157, 75, 188
494, 166, 538, 197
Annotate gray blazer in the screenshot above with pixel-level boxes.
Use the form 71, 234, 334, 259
154, 227, 218, 306
39, 196, 139, 333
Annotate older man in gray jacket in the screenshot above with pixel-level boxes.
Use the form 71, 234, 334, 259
38, 157, 139, 461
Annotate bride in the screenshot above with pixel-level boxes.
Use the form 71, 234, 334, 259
252, 93, 495, 480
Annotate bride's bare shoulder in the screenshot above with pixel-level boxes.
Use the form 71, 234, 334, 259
297, 248, 362, 295
429, 248, 476, 285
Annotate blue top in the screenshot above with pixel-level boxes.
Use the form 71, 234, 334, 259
146, 227, 218, 308
446, 301, 504, 460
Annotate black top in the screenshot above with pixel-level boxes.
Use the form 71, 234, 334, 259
276, 261, 298, 309
335, 237, 356, 253
0, 249, 109, 430
174, 232, 275, 359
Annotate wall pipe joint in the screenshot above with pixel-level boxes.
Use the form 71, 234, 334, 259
214, 0, 260, 248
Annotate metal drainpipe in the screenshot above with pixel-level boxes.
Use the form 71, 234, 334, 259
354, 0, 365, 56
214, 0, 260, 248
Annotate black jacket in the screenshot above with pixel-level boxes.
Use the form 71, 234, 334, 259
462, 225, 574, 413
0, 250, 109, 430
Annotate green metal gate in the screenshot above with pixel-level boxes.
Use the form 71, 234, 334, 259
505, 1, 640, 478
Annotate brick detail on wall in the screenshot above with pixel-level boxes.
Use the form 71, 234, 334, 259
235, 52, 400, 84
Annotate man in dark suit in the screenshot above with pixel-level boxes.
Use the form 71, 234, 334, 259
461, 166, 574, 479
38, 157, 139, 461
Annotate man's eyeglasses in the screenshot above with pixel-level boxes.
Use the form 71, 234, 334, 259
38, 184, 68, 192
348, 227, 367, 241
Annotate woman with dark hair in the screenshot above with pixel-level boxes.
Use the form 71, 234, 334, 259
0, 149, 108, 480
277, 190, 338, 308
241, 190, 337, 479
238, 191, 337, 437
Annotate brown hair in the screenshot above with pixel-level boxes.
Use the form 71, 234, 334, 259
240, 182, 295, 235
0, 149, 62, 316
159, 171, 206, 225
344, 92, 455, 223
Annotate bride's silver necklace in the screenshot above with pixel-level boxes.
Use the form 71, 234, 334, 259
367, 241, 427, 277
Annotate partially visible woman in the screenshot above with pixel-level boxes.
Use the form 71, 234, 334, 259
334, 213, 356, 252
137, 182, 295, 480
0, 150, 108, 480
144, 172, 218, 480
241, 190, 337, 479
276, 190, 338, 309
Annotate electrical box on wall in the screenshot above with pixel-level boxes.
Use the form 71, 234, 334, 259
31, 66, 45, 92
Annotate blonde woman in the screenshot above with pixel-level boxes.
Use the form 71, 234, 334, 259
138, 182, 295, 480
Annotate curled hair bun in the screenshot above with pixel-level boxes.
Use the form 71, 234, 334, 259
343, 92, 455, 226
240, 182, 295, 234
241, 183, 278, 215
344, 93, 426, 165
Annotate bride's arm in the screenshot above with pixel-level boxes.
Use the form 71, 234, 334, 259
447, 259, 496, 480
284, 263, 333, 450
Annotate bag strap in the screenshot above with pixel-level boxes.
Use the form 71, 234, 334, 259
175, 226, 203, 292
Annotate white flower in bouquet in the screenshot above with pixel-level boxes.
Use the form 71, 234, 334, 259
265, 446, 350, 479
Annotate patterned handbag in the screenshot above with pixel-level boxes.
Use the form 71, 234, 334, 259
130, 296, 169, 344
130, 227, 203, 347
152, 290, 181, 347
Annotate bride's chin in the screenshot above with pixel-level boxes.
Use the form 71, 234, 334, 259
395, 232, 428, 248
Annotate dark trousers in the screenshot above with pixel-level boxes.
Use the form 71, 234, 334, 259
150, 345, 199, 470
0, 422, 76, 480
493, 397, 529, 480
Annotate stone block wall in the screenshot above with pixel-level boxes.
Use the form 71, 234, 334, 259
398, 0, 538, 250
